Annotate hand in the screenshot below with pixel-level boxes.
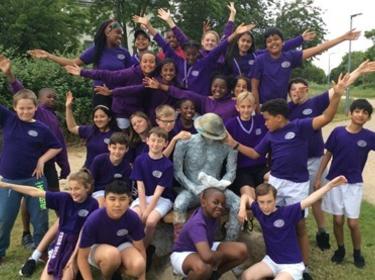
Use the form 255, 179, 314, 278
302, 29, 316, 41
27, 49, 50, 59
327, 175, 347, 189
227, 2, 236, 18
32, 158, 45, 179
65, 64, 81, 76
143, 77, 160, 89
175, 131, 191, 141
313, 178, 322, 190
141, 210, 150, 223
66, 91, 74, 108
157, 8, 172, 23
332, 73, 350, 96
235, 23, 256, 36
94, 85, 112, 96
356, 60, 375, 75
224, 132, 236, 147
0, 54, 12, 75
342, 29, 361, 41
202, 20, 212, 33
132, 15, 149, 27
237, 209, 248, 224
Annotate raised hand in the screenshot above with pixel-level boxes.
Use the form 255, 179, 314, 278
132, 15, 149, 27
227, 2, 236, 19
157, 8, 172, 22
302, 29, 316, 41
94, 85, 112, 96
235, 23, 256, 36
342, 29, 361, 41
64, 64, 81, 76
65, 91, 74, 108
332, 73, 350, 96
0, 54, 11, 75
356, 60, 375, 75
143, 77, 160, 89
27, 49, 50, 59
202, 20, 212, 34
175, 131, 192, 141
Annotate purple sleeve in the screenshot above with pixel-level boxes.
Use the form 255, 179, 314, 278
46, 191, 66, 211
89, 156, 100, 182
43, 126, 62, 150
370, 131, 375, 151
313, 91, 330, 113
171, 26, 189, 45
130, 157, 142, 181
324, 129, 336, 153
111, 84, 145, 98
158, 165, 173, 189
204, 39, 229, 63
80, 68, 131, 87
168, 86, 204, 113
286, 203, 304, 224
282, 35, 304, 51
78, 125, 93, 140
0, 105, 12, 126
222, 21, 234, 39
298, 118, 315, 139
10, 79, 24, 94
188, 222, 209, 245
128, 210, 145, 241
251, 55, 264, 80
254, 133, 270, 156
79, 46, 95, 64
80, 217, 96, 248
289, 50, 303, 68
250, 202, 262, 219
55, 146, 70, 179
153, 33, 182, 63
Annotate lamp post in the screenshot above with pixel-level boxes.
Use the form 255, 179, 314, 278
327, 52, 335, 85
345, 12, 362, 112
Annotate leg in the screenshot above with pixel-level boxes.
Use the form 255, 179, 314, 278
121, 246, 146, 280
144, 210, 162, 247
241, 261, 274, 280
182, 253, 213, 280
131, 205, 142, 218
93, 244, 121, 280
37, 219, 59, 254
216, 242, 248, 274
21, 198, 32, 246
296, 219, 309, 266
347, 218, 361, 250
333, 215, 345, 247
274, 271, 294, 280
224, 190, 241, 241
40, 261, 53, 280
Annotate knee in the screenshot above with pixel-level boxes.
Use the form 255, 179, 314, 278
347, 219, 359, 230
334, 216, 345, 227
173, 195, 188, 212
192, 261, 212, 278
238, 243, 249, 261
241, 268, 255, 280
126, 256, 146, 276
145, 219, 158, 231
98, 248, 121, 268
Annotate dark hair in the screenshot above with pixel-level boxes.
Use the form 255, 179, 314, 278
260, 98, 289, 118
148, 126, 169, 141
38, 88, 56, 98
350, 99, 373, 117
264, 27, 284, 46
128, 111, 152, 148
134, 29, 150, 42
182, 40, 201, 52
177, 98, 195, 109
201, 187, 225, 199
93, 19, 117, 67
92, 105, 119, 131
210, 74, 229, 96
230, 75, 251, 93
109, 132, 129, 146
256, 183, 277, 199
68, 168, 94, 194
288, 78, 309, 93
156, 58, 179, 85
105, 180, 132, 197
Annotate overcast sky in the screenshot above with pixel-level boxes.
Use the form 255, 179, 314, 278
308, 0, 375, 73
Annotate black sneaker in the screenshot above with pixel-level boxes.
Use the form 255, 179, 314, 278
331, 247, 345, 264
21, 233, 34, 250
353, 254, 365, 268
19, 259, 36, 277
303, 271, 313, 280
146, 245, 156, 272
316, 231, 330, 250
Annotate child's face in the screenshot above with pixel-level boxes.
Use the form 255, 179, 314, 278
93, 109, 111, 130
131, 116, 148, 135
166, 31, 178, 48
156, 114, 176, 132
234, 78, 249, 97
289, 83, 308, 104
211, 78, 227, 99
106, 24, 123, 47
105, 192, 131, 219
161, 63, 176, 83
135, 34, 150, 51
14, 99, 37, 122
108, 143, 128, 163
257, 191, 276, 215
39, 91, 57, 109
236, 99, 254, 120
238, 33, 252, 54
202, 191, 226, 218
140, 53, 156, 75
180, 100, 195, 121
262, 111, 281, 132
350, 108, 370, 126
201, 33, 218, 51
147, 133, 167, 154
185, 47, 200, 65
265, 34, 283, 56
68, 180, 89, 203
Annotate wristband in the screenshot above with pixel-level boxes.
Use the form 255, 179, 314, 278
233, 142, 240, 150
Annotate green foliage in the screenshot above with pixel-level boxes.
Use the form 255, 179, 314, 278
365, 29, 375, 44
292, 61, 326, 84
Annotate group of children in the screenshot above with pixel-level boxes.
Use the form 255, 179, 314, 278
0, 2, 375, 280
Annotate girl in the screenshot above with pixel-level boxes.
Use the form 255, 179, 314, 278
232, 75, 251, 98
65, 91, 118, 167
127, 112, 152, 163
131, 29, 151, 65
28, 19, 132, 107
173, 99, 197, 134
0, 169, 98, 280
65, 51, 157, 129
0, 89, 62, 262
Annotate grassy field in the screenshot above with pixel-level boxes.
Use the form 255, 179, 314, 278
0, 202, 374, 280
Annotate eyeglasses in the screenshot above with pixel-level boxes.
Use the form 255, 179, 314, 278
157, 118, 175, 124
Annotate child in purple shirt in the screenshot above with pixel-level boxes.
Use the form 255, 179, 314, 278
251, 28, 360, 107
127, 112, 152, 163
315, 99, 375, 268
171, 187, 248, 279
78, 180, 146, 280
130, 29, 151, 65
173, 99, 197, 135
239, 176, 347, 280
0, 169, 98, 279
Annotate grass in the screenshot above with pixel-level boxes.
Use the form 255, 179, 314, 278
1, 202, 375, 280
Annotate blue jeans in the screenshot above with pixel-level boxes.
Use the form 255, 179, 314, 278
0, 177, 49, 257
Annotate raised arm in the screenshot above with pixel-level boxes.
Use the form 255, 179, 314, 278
195, 241, 224, 266
0, 54, 16, 83
65, 91, 80, 135
33, 147, 62, 179
0, 181, 45, 197
157, 8, 190, 45
28, 49, 83, 67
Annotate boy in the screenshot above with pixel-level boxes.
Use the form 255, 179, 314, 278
171, 187, 248, 279
239, 176, 347, 280
130, 127, 174, 268
90, 132, 132, 207
251, 28, 360, 106
225, 73, 349, 279
315, 99, 375, 268
77, 180, 146, 280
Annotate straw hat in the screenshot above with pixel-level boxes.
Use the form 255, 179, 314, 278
194, 113, 227, 140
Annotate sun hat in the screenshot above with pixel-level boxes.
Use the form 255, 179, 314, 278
194, 113, 227, 140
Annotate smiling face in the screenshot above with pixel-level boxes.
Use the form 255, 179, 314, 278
105, 192, 131, 219
350, 108, 370, 126
236, 98, 255, 121
234, 78, 250, 97
289, 82, 309, 104
135, 34, 150, 52
146, 133, 167, 155
166, 30, 178, 49
257, 191, 277, 215
201, 32, 219, 51
202, 189, 226, 219
179, 100, 195, 121
39, 90, 57, 109
93, 108, 111, 131
14, 99, 37, 122
108, 143, 128, 164
68, 180, 89, 203
160, 62, 176, 83
238, 33, 253, 55
211, 78, 228, 99
265, 34, 283, 56
140, 53, 156, 75
130, 115, 149, 135
105, 22, 124, 47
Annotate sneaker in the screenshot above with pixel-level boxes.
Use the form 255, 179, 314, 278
146, 245, 156, 272
21, 233, 34, 250
316, 231, 330, 250
331, 247, 345, 264
303, 271, 313, 280
19, 259, 36, 277
353, 254, 365, 268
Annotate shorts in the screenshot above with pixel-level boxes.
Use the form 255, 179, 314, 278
170, 242, 221, 277
131, 195, 173, 217
307, 157, 327, 194
230, 165, 268, 195
92, 190, 105, 199
322, 182, 363, 219
88, 242, 133, 268
116, 118, 130, 130
262, 255, 304, 280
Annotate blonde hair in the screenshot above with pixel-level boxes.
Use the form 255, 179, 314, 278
13, 89, 37, 107
202, 30, 220, 43
68, 168, 94, 194
155, 104, 176, 119
236, 91, 255, 105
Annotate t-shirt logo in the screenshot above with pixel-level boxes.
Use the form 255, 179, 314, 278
302, 108, 313, 116
28, 130, 38, 137
114, 173, 123, 179
78, 209, 89, 217
281, 61, 291, 68
284, 132, 296, 140
255, 128, 262, 135
273, 219, 285, 228
191, 70, 200, 77
248, 59, 255, 65
117, 54, 126, 60
117, 229, 128, 236
152, 170, 163, 178
357, 140, 367, 147
104, 138, 110, 144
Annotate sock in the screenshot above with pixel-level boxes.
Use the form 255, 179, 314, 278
304, 265, 310, 273
30, 250, 42, 261
353, 249, 361, 257
318, 228, 326, 233
337, 245, 345, 252
22, 231, 31, 236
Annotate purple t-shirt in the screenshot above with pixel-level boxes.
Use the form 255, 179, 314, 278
251, 202, 303, 264
173, 207, 218, 252
225, 115, 267, 168
288, 92, 329, 158
253, 50, 303, 104
90, 153, 132, 192
79, 46, 132, 87
172, 115, 197, 135
0, 106, 61, 179
80, 207, 145, 248
78, 125, 114, 168
255, 118, 314, 182
131, 153, 174, 201
46, 192, 98, 234
325, 126, 375, 183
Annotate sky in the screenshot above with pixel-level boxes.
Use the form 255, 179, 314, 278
308, 0, 375, 73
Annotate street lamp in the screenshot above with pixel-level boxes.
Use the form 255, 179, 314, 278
345, 12, 363, 112
327, 52, 335, 85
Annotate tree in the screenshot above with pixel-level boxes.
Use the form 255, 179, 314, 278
0, 0, 89, 53
292, 61, 326, 84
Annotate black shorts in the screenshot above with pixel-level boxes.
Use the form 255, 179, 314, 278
229, 165, 269, 196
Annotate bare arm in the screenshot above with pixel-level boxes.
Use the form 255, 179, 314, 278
224, 132, 260, 159
77, 248, 94, 280
65, 91, 79, 135
195, 241, 224, 266
314, 150, 332, 190
136, 181, 147, 217
238, 194, 254, 224
251, 78, 260, 108
163, 131, 191, 158
133, 240, 146, 261
143, 185, 165, 220
28, 49, 83, 67
0, 181, 45, 197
